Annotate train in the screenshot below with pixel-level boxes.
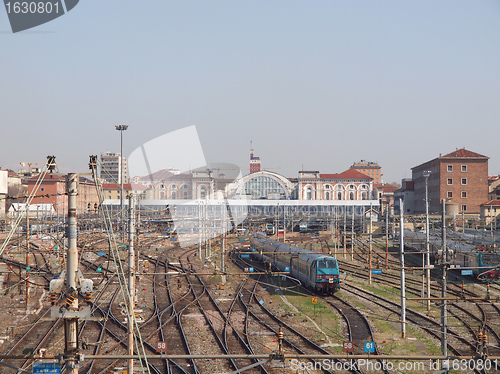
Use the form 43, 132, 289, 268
449, 250, 500, 280
250, 235, 341, 294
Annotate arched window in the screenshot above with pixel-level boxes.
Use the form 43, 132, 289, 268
171, 192, 177, 199
360, 184, 369, 200
160, 191, 165, 199
183, 191, 189, 199
348, 184, 356, 200
324, 184, 332, 200
306, 188, 312, 200
200, 186, 207, 199
242, 175, 288, 199
335, 184, 344, 200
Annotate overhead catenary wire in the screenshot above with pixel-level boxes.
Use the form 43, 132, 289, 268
90, 159, 151, 374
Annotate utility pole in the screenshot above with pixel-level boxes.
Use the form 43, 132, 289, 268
400, 198, 406, 338
343, 208, 347, 260
424, 170, 431, 312
26, 210, 30, 310
283, 205, 286, 243
351, 207, 354, 261
128, 195, 135, 374
441, 199, 448, 358
385, 207, 389, 270
198, 201, 202, 258
65, 173, 79, 374
221, 203, 226, 282
48, 173, 94, 374
369, 203, 372, 285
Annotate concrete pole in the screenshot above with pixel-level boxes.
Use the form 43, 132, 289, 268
221, 204, 225, 276
26, 211, 30, 310
65, 173, 79, 374
283, 205, 286, 243
351, 207, 354, 261
369, 203, 372, 285
425, 172, 431, 311
128, 195, 135, 374
385, 207, 389, 270
441, 199, 448, 357
198, 202, 202, 258
400, 198, 406, 338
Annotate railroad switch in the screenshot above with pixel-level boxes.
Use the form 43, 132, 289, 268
269, 350, 285, 362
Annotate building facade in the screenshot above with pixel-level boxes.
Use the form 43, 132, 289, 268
411, 148, 489, 214
249, 146, 261, 174
480, 200, 500, 226
297, 170, 373, 201
350, 160, 382, 184
26, 175, 100, 214
100, 152, 128, 184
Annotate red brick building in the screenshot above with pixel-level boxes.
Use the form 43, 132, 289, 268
298, 169, 373, 200
411, 148, 489, 214
26, 174, 100, 214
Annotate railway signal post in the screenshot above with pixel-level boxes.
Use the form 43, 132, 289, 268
49, 174, 93, 374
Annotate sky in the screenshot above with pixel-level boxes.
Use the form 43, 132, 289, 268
1, 1, 499, 184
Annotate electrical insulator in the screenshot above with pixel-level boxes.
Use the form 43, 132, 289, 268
483, 333, 487, 344
65, 295, 76, 308
85, 293, 93, 304
50, 293, 58, 305
278, 330, 284, 340
478, 331, 483, 342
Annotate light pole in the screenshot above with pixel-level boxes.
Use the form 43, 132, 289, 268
115, 124, 128, 242
423, 170, 431, 311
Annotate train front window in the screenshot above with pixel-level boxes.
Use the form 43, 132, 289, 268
318, 260, 327, 268
327, 261, 337, 269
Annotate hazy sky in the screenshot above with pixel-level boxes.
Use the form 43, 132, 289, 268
1, 1, 499, 183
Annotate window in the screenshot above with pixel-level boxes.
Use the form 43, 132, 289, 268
461, 165, 467, 172
461, 191, 467, 198
447, 191, 453, 198
461, 204, 467, 212
447, 178, 453, 185
305, 186, 313, 200
41, 187, 45, 192
447, 165, 453, 172
461, 178, 467, 185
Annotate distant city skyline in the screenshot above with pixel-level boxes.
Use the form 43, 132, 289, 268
1, 1, 499, 183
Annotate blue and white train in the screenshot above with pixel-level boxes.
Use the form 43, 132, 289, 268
250, 235, 341, 294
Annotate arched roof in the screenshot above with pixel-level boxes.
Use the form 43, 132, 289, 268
228, 171, 295, 200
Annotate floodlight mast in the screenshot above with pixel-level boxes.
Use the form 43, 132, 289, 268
115, 124, 128, 242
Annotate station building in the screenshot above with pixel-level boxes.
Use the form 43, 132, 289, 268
411, 148, 489, 214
